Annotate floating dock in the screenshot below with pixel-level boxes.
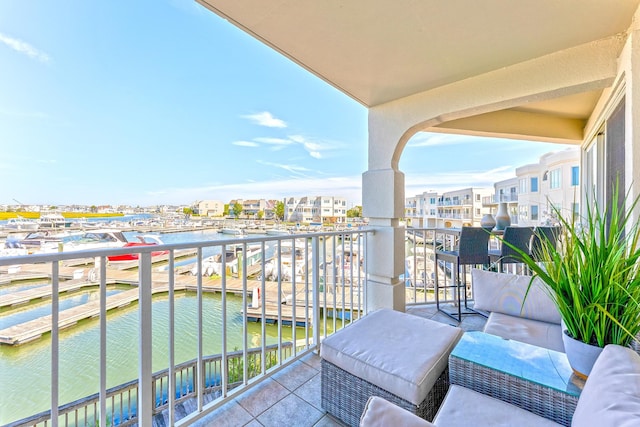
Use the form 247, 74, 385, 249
0, 262, 361, 345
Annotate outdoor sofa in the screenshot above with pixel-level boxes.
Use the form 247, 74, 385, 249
360, 343, 640, 426
471, 268, 564, 352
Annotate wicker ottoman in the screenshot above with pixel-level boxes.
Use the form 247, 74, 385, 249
320, 308, 463, 426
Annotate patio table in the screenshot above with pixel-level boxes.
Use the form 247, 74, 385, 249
449, 331, 585, 427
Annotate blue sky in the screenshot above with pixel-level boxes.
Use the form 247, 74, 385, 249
0, 1, 572, 207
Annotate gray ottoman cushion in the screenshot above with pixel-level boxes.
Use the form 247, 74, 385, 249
321, 308, 463, 405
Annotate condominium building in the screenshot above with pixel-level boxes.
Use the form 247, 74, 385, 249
284, 196, 348, 223
407, 148, 580, 228
515, 148, 580, 226
406, 188, 492, 228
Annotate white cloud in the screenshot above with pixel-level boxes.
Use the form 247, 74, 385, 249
232, 140, 259, 147
0, 33, 50, 63
256, 160, 312, 176
242, 111, 287, 128
254, 137, 293, 146
288, 134, 341, 159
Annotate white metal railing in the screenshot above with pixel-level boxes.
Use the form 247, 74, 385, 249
482, 194, 519, 205
0, 229, 371, 427
404, 227, 479, 306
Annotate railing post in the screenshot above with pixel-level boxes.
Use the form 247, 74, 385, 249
138, 252, 153, 427
51, 261, 59, 427
312, 236, 320, 350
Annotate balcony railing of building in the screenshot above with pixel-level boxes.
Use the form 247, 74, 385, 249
436, 213, 473, 220
482, 194, 519, 205
0, 229, 371, 427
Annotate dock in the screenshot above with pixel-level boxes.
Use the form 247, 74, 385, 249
0, 262, 362, 345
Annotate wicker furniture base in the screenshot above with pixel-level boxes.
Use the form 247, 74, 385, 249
449, 332, 584, 427
321, 359, 448, 427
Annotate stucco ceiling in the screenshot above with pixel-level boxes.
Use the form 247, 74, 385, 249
198, 1, 638, 107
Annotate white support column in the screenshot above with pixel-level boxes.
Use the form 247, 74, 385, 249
362, 168, 406, 312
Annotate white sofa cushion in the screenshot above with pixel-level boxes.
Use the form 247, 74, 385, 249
433, 385, 562, 427
321, 308, 463, 405
572, 344, 640, 426
483, 312, 564, 352
360, 396, 434, 427
472, 268, 561, 324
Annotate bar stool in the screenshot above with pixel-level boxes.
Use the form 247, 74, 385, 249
434, 227, 490, 322
488, 226, 534, 273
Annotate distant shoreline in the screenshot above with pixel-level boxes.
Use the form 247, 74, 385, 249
0, 212, 125, 220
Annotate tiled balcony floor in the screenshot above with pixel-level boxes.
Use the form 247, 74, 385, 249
192, 303, 487, 427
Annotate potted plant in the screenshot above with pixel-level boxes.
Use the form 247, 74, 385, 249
513, 186, 640, 378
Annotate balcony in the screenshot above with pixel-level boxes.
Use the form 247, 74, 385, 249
0, 226, 489, 426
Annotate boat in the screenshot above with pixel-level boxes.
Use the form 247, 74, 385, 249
263, 239, 311, 281
191, 243, 263, 276
319, 245, 364, 286
107, 235, 168, 263
4, 216, 39, 231
38, 213, 68, 229
5, 230, 78, 253
265, 226, 291, 235
63, 229, 168, 263
220, 227, 245, 235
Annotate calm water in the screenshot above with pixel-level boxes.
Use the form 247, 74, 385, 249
0, 229, 321, 424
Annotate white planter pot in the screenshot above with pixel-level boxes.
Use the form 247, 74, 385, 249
562, 330, 604, 379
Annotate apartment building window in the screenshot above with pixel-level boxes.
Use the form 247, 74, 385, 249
550, 169, 561, 189
571, 166, 579, 186
519, 178, 527, 193
475, 208, 481, 215
430, 209, 436, 215
429, 197, 436, 204
531, 205, 539, 221
519, 205, 529, 221
531, 177, 538, 192
475, 194, 480, 201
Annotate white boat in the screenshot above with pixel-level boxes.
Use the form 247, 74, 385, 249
263, 239, 311, 281
266, 226, 291, 235
4, 216, 39, 231
191, 243, 263, 276
5, 230, 79, 253
38, 213, 68, 229
319, 245, 364, 286
221, 227, 245, 235
63, 229, 131, 252
62, 229, 167, 263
